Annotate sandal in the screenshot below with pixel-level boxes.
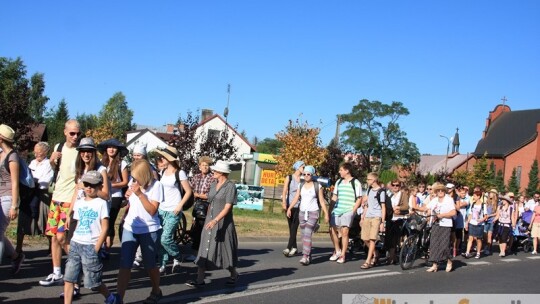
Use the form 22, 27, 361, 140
226, 274, 239, 286
142, 289, 162, 304
370, 256, 378, 266
361, 262, 372, 269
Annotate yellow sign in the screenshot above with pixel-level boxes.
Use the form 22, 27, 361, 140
260, 170, 277, 186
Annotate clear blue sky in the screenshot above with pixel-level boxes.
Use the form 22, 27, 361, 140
2, 1, 539, 155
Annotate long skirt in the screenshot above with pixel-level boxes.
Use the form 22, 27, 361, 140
428, 224, 452, 263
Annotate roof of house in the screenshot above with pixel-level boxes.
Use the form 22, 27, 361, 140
417, 153, 473, 175
125, 128, 167, 147
474, 109, 540, 157
198, 114, 256, 152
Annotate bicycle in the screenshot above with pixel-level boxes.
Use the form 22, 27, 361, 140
399, 213, 435, 270
173, 212, 190, 245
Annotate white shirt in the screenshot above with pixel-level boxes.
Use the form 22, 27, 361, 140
428, 195, 455, 227
469, 202, 487, 225
29, 158, 54, 190
525, 199, 539, 212
109, 160, 128, 198
391, 191, 404, 221
123, 180, 164, 234
71, 197, 109, 245
298, 183, 319, 212
159, 170, 188, 212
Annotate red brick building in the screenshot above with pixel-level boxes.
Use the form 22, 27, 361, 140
473, 104, 540, 193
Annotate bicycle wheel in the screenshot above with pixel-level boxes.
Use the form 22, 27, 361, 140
399, 234, 419, 270
174, 213, 188, 245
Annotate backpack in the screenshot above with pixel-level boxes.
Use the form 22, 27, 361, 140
298, 181, 321, 208
3, 150, 36, 208
367, 187, 394, 221
159, 169, 194, 211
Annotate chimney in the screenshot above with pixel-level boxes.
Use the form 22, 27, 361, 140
166, 124, 175, 134
201, 109, 213, 122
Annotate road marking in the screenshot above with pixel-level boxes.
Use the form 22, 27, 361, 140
527, 256, 540, 260
160, 269, 400, 303
466, 261, 491, 265
500, 258, 521, 262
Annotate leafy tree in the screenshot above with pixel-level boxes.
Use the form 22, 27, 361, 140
470, 153, 493, 190
340, 99, 420, 172
380, 170, 398, 185
526, 160, 539, 196
28, 73, 49, 123
77, 113, 99, 136
256, 137, 283, 155
507, 168, 520, 194
86, 120, 115, 144
274, 119, 327, 178
44, 99, 70, 146
495, 169, 506, 193
0, 57, 35, 150
318, 142, 344, 183
93, 92, 134, 142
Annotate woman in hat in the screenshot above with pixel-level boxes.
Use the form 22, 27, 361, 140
426, 182, 457, 272
286, 165, 329, 265
186, 160, 239, 287
98, 138, 129, 256
483, 189, 499, 255
154, 145, 192, 275
0, 124, 25, 274
494, 195, 514, 257
281, 160, 305, 257
115, 159, 164, 303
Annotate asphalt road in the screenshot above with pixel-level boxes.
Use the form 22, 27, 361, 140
2, 239, 540, 304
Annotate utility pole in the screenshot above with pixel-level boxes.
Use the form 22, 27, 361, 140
224, 84, 231, 124
334, 114, 341, 145
440, 134, 450, 174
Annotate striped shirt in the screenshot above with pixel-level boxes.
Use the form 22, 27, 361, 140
332, 178, 362, 216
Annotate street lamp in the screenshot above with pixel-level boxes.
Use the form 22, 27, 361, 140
439, 135, 450, 174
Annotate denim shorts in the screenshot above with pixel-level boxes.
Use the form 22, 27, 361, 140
484, 221, 495, 233
119, 228, 161, 269
64, 241, 102, 289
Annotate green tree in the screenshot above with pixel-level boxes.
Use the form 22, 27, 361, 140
470, 153, 493, 190
318, 142, 344, 184
28, 73, 49, 123
495, 169, 506, 193
526, 160, 539, 197
0, 57, 34, 150
96, 92, 134, 142
256, 137, 283, 154
44, 99, 70, 146
76, 113, 98, 136
340, 99, 420, 172
507, 168, 520, 194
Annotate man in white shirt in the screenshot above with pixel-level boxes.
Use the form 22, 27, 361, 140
525, 192, 540, 212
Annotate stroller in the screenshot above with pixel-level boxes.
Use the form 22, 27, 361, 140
512, 210, 533, 253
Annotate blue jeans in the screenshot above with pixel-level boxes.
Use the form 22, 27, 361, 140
119, 229, 161, 269
0, 197, 15, 261
65, 241, 102, 289
158, 209, 181, 266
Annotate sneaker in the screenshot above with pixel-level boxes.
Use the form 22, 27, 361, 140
499, 252, 506, 257
288, 248, 297, 257
142, 289, 162, 304
132, 260, 141, 268
159, 265, 166, 275
184, 254, 197, 262
532, 251, 538, 255
60, 287, 80, 298
11, 252, 25, 275
104, 293, 121, 304
39, 273, 64, 286
475, 253, 481, 259
463, 253, 474, 259
299, 257, 310, 265
172, 259, 181, 273
282, 248, 290, 256
337, 256, 345, 264
329, 251, 342, 261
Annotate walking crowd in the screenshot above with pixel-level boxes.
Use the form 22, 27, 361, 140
2, 120, 540, 303
0, 120, 238, 304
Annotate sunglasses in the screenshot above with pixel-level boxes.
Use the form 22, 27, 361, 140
69, 132, 81, 137
392, 184, 400, 187
83, 182, 98, 188
427, 188, 432, 190
304, 173, 312, 176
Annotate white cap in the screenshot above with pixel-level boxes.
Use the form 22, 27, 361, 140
445, 183, 455, 189
133, 144, 147, 156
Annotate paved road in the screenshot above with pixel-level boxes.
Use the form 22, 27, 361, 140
2, 240, 539, 303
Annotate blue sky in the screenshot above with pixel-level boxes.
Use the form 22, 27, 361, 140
2, 1, 539, 155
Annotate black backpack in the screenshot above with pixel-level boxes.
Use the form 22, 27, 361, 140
159, 169, 194, 211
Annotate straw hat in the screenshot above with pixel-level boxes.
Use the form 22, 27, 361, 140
210, 160, 231, 173
77, 137, 97, 150
154, 145, 179, 163
0, 124, 15, 142
432, 183, 446, 192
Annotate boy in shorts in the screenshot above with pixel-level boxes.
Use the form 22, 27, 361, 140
63, 171, 117, 304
